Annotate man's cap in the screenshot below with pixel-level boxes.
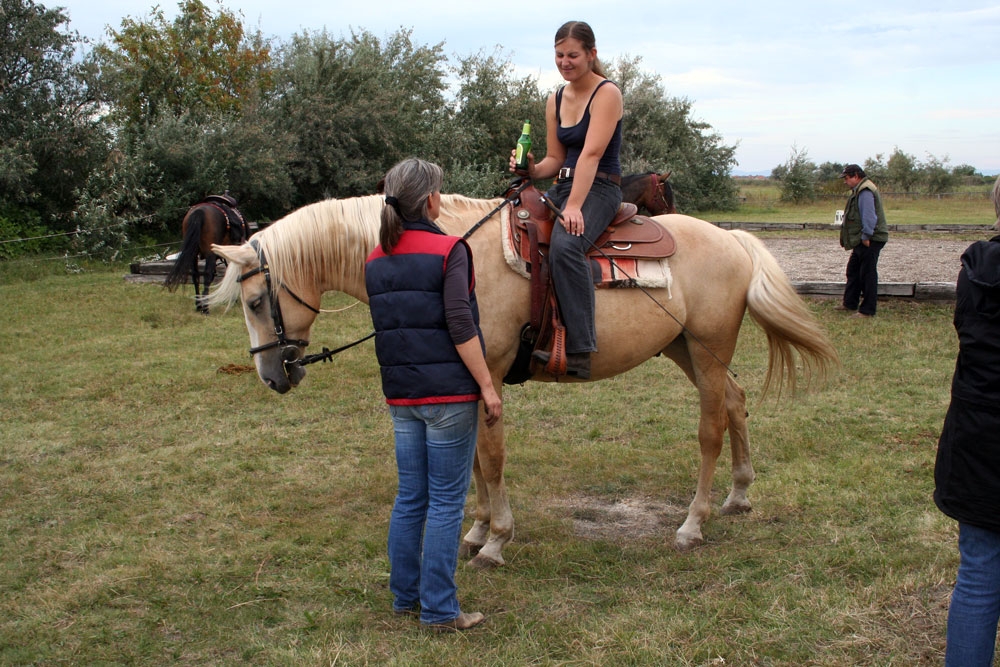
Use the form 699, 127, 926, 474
840, 164, 864, 178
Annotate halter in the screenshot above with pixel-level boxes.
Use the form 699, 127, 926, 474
238, 239, 319, 358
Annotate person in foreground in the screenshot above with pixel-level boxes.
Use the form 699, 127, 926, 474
934, 174, 1000, 665
365, 158, 502, 631
837, 163, 889, 318
509, 20, 623, 379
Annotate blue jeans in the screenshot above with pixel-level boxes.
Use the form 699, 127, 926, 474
544, 177, 622, 353
946, 522, 1000, 666
387, 402, 478, 625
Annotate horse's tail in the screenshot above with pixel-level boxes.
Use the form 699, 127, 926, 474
730, 229, 839, 398
164, 208, 204, 290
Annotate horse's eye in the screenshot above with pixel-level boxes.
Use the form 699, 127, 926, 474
248, 297, 264, 313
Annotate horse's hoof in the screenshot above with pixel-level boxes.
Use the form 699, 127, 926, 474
720, 499, 752, 516
459, 541, 482, 559
466, 553, 503, 570
675, 532, 704, 552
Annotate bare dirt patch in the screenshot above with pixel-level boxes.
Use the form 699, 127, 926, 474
760, 237, 970, 284
554, 495, 687, 542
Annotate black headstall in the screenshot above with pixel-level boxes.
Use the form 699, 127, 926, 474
238, 239, 319, 359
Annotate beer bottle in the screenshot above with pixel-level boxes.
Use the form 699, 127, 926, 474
514, 121, 531, 173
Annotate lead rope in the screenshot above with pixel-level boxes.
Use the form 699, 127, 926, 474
290, 181, 527, 369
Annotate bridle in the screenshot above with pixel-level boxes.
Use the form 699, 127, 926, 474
238, 239, 319, 359
648, 173, 673, 215
236, 179, 529, 373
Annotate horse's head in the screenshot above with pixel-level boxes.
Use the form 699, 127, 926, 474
210, 242, 322, 394
648, 171, 676, 216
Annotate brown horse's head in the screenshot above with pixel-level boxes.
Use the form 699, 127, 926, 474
621, 171, 676, 216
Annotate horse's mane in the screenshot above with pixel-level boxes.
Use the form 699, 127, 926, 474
260, 195, 383, 292
209, 192, 501, 309
208, 195, 382, 309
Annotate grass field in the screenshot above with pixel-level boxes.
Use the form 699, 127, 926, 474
698, 180, 995, 226
0, 258, 964, 665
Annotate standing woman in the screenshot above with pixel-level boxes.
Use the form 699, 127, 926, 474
935, 175, 1000, 665
365, 158, 502, 631
510, 20, 624, 380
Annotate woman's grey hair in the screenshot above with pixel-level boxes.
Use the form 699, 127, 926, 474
379, 158, 444, 253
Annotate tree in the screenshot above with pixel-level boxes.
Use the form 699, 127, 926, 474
448, 49, 545, 182
863, 154, 888, 185
93, 0, 272, 135
922, 153, 955, 195
0, 0, 107, 239
272, 28, 449, 204
886, 147, 918, 193
816, 161, 846, 195
76, 0, 285, 248
777, 145, 817, 204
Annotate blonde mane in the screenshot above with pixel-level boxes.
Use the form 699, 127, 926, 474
209, 192, 502, 309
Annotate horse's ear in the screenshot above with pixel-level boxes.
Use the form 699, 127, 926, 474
213, 244, 256, 266
660, 171, 672, 182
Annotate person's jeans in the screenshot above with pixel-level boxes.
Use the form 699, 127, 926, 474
387, 402, 478, 624
843, 240, 885, 315
544, 177, 622, 353
946, 522, 1000, 666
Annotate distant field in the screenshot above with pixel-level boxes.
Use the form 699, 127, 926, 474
698, 180, 995, 227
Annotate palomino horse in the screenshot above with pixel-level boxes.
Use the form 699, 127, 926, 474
621, 171, 676, 215
207, 192, 837, 567
165, 195, 250, 313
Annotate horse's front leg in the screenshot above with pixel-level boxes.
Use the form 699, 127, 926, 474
720, 375, 754, 516
461, 412, 512, 569
676, 381, 728, 551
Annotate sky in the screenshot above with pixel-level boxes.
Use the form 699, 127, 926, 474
55, 0, 1000, 175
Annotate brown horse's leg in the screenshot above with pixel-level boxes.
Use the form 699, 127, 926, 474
198, 252, 216, 314
462, 405, 513, 569
191, 254, 206, 313
720, 375, 754, 516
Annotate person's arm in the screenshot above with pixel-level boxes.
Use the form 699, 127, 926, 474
560, 82, 623, 235
443, 244, 502, 427
511, 92, 564, 181
859, 190, 876, 244
455, 338, 501, 427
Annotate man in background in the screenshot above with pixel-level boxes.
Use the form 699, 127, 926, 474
838, 164, 889, 318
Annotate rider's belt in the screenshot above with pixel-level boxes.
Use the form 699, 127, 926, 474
556, 167, 621, 185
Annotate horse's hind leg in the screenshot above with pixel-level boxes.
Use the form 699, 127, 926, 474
191, 259, 207, 314
198, 252, 218, 314
720, 374, 754, 516
663, 339, 735, 551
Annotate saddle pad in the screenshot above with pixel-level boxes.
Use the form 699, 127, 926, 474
502, 209, 673, 291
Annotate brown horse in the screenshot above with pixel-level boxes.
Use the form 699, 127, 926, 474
164, 196, 250, 313
621, 171, 676, 215
207, 192, 837, 566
